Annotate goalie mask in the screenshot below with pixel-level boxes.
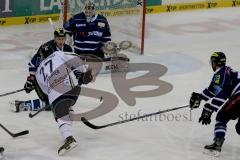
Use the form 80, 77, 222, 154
40, 43, 54, 59
84, 1, 96, 23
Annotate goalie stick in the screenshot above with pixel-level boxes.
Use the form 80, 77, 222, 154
0, 124, 29, 138
81, 104, 189, 129
0, 88, 24, 97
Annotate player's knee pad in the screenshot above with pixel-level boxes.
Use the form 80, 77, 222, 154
235, 122, 240, 135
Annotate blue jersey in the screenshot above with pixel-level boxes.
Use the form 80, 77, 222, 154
28, 40, 73, 75
63, 12, 111, 57
202, 66, 240, 112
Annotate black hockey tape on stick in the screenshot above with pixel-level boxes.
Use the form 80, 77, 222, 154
81, 104, 189, 129
0, 124, 29, 138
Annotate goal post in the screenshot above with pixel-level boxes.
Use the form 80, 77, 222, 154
61, 0, 146, 55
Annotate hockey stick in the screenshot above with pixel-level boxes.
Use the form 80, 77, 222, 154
0, 124, 29, 138
0, 88, 24, 97
48, 18, 56, 31
81, 104, 189, 129
28, 104, 50, 118
29, 96, 102, 118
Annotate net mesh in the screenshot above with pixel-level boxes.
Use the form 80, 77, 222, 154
61, 0, 145, 54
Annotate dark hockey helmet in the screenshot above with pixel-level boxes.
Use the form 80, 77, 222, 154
40, 43, 54, 58
210, 52, 226, 67
54, 28, 66, 37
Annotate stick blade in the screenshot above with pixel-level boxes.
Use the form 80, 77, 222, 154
81, 117, 103, 129
12, 130, 29, 138
29, 113, 33, 118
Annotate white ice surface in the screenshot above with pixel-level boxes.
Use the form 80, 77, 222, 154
0, 7, 240, 160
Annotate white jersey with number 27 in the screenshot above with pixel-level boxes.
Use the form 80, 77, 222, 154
35, 51, 87, 104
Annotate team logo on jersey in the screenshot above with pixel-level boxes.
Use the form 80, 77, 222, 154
88, 31, 103, 37
214, 75, 221, 84
98, 22, 105, 28
76, 23, 86, 27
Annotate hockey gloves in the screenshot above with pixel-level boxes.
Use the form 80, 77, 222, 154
199, 104, 214, 125
73, 70, 83, 80
24, 75, 35, 93
190, 92, 203, 109
82, 69, 93, 84
74, 69, 93, 85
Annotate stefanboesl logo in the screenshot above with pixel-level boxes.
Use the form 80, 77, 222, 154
232, 0, 240, 6
207, 2, 218, 8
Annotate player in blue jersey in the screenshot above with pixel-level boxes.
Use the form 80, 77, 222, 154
63, 1, 111, 58
12, 28, 73, 112
190, 52, 240, 154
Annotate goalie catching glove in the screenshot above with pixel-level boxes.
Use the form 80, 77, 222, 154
74, 69, 93, 84
102, 41, 132, 55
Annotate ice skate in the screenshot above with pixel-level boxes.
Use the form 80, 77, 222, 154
203, 138, 224, 157
58, 136, 78, 156
10, 100, 26, 112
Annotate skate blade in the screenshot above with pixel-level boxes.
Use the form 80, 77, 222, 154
203, 149, 220, 157
58, 142, 78, 156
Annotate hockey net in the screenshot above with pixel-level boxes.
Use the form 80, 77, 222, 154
60, 0, 146, 55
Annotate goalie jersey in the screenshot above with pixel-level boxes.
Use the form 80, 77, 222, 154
63, 12, 111, 58
28, 40, 73, 75
35, 51, 87, 104
201, 66, 240, 112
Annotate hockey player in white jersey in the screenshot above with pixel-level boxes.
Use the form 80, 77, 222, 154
11, 28, 73, 112
35, 50, 93, 155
